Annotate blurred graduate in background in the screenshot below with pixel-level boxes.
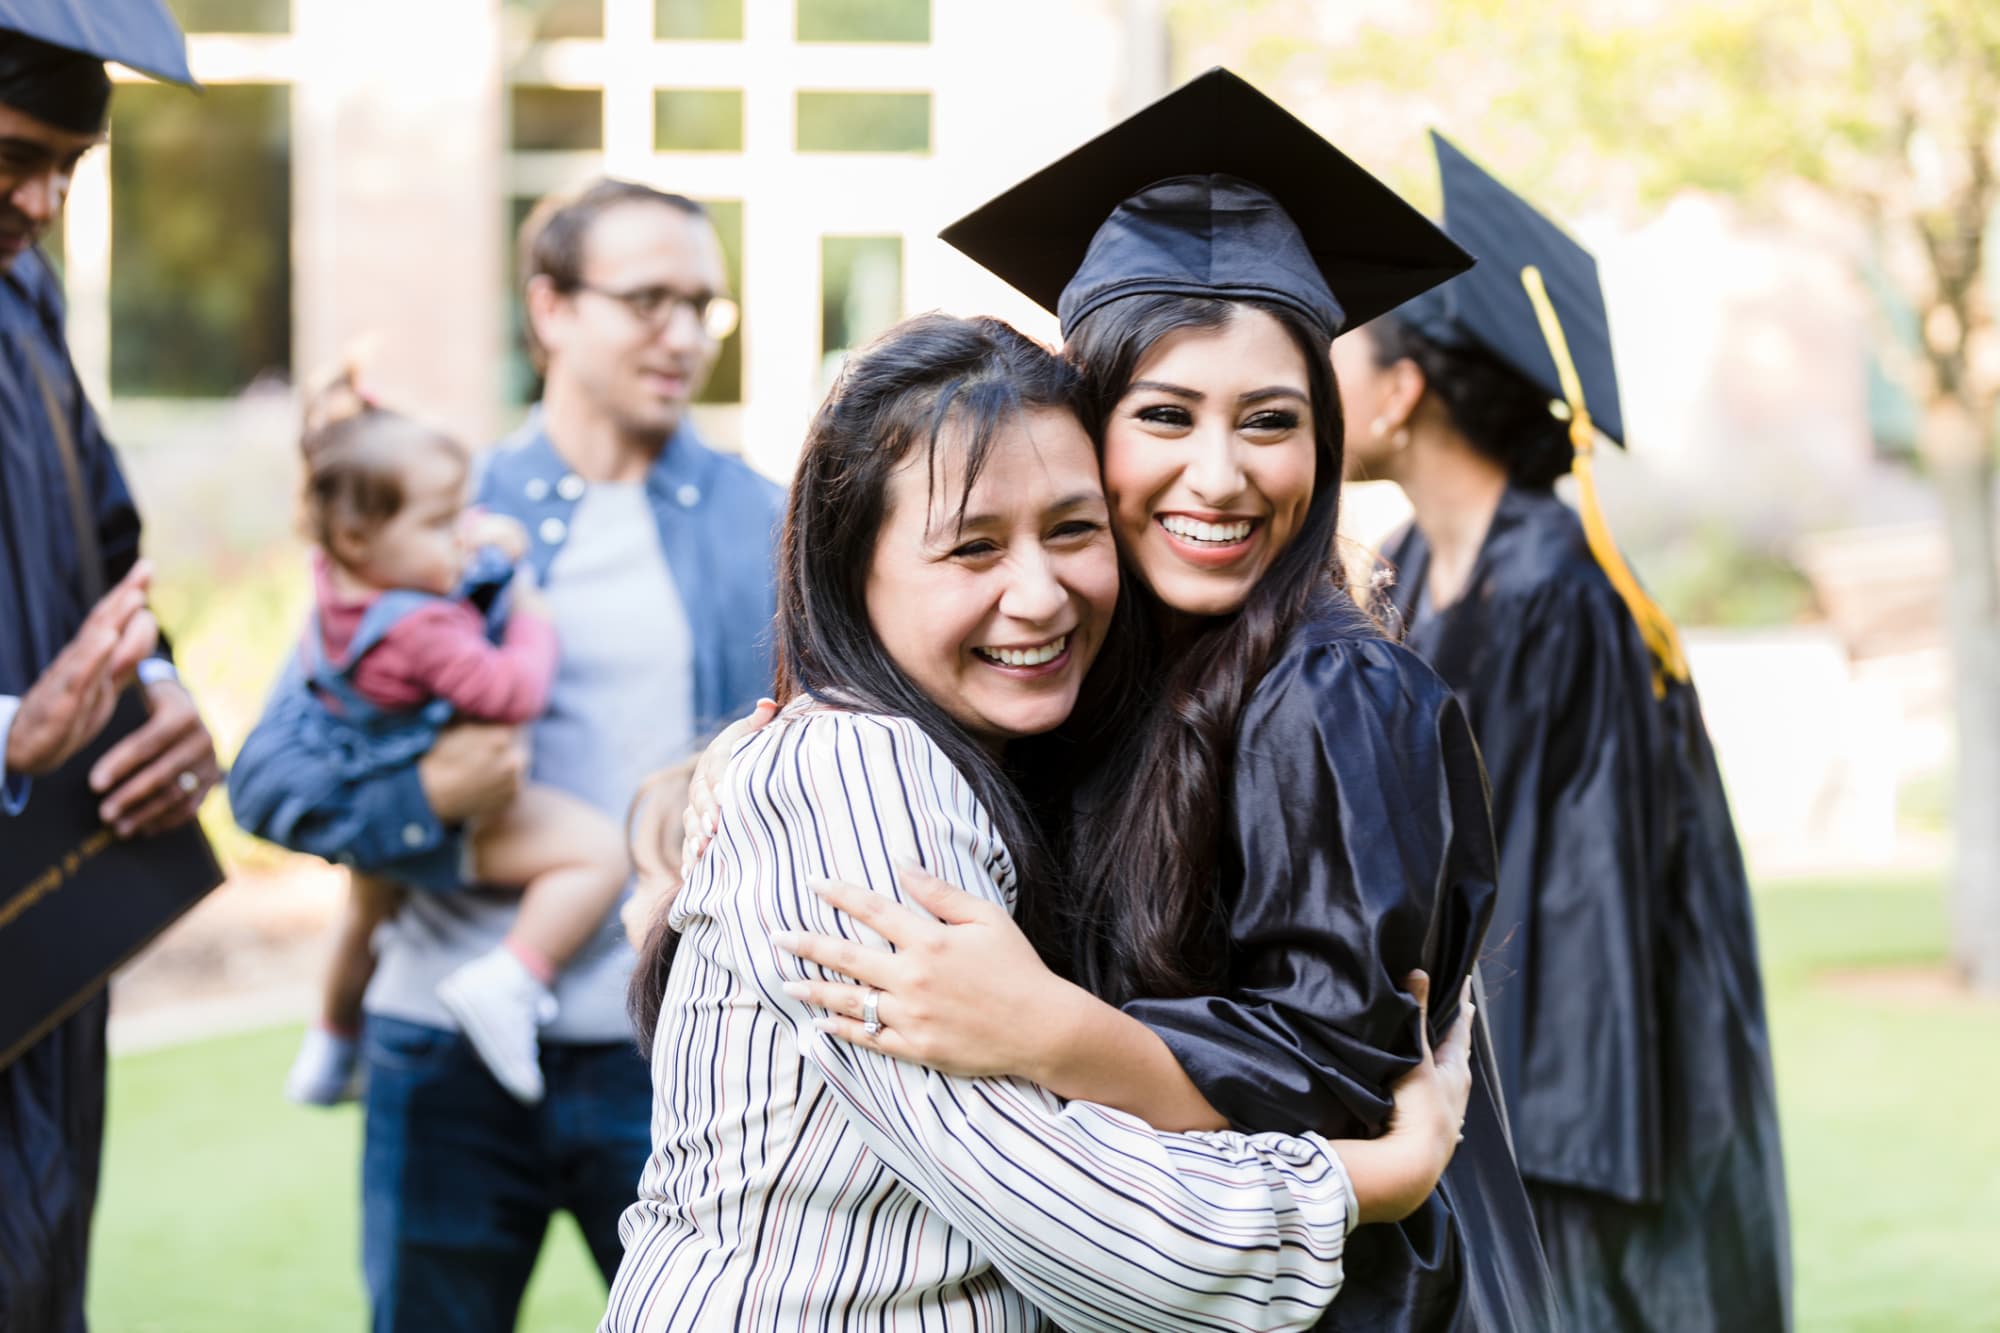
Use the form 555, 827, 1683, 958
0, 5, 215, 1329
1337, 132, 1792, 1332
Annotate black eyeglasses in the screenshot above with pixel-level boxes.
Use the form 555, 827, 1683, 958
570, 282, 741, 341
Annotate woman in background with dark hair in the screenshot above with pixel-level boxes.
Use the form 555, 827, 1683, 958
1335, 136, 1791, 1332
603, 309, 1477, 1333
766, 72, 1561, 1331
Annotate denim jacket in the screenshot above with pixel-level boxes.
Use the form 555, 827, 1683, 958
228, 413, 783, 874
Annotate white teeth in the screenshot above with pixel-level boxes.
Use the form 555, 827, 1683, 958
1160, 515, 1253, 544
976, 634, 1067, 668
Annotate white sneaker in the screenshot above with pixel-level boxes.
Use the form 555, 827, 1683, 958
285, 1026, 364, 1106
436, 948, 558, 1104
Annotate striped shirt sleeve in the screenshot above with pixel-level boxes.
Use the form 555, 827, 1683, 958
719, 709, 1354, 1333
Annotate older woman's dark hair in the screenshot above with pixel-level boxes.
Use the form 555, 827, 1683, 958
1366, 314, 1573, 487
1058, 295, 1375, 1004
630, 312, 1093, 1047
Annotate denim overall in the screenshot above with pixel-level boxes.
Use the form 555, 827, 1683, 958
296, 584, 502, 892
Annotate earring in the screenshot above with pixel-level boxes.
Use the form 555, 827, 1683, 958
1369, 416, 1388, 439
1392, 427, 1412, 449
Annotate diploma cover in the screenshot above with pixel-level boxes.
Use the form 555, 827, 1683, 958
0, 688, 224, 1070
0, 332, 227, 1070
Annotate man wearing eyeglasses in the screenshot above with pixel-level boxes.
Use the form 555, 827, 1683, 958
228, 178, 781, 1331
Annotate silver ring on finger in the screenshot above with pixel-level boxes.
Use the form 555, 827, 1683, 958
860, 987, 882, 1036
177, 769, 201, 795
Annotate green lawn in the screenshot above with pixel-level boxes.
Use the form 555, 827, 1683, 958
86, 873, 2000, 1331
1753, 873, 2000, 1331
88, 1026, 603, 1332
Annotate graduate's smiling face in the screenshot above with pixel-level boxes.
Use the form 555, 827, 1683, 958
866, 406, 1119, 750
1099, 307, 1317, 619
0, 103, 100, 268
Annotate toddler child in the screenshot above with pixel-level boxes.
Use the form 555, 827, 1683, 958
281, 371, 628, 1106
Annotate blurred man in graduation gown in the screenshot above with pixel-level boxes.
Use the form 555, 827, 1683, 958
1336, 135, 1791, 1331
0, 8, 214, 1329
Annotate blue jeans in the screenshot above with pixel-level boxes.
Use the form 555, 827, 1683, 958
360, 1015, 652, 1332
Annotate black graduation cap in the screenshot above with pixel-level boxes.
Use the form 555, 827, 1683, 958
1397, 131, 1625, 445
1407, 133, 1689, 687
0, 0, 196, 86
0, 0, 196, 135
940, 67, 1471, 341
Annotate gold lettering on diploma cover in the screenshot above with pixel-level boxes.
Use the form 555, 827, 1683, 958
0, 828, 114, 931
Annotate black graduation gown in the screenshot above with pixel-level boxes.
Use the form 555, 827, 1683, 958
1383, 484, 1791, 1332
1122, 601, 1563, 1331
0, 247, 146, 1333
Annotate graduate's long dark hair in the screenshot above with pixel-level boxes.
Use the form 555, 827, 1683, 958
630, 312, 1094, 1048
1367, 313, 1572, 487
1058, 294, 1374, 1004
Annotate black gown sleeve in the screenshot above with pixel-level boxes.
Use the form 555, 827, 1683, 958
1123, 633, 1496, 1139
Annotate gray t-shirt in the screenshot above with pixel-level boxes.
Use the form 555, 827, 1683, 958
366, 482, 697, 1042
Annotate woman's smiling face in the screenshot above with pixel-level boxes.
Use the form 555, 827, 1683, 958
865, 405, 1119, 749
1098, 306, 1318, 619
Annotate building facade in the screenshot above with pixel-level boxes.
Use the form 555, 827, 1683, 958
69, 0, 1163, 487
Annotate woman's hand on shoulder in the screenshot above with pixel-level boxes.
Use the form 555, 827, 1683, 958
678, 698, 780, 877
619, 698, 778, 949
774, 866, 1082, 1081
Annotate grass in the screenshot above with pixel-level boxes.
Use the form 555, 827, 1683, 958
85, 872, 2000, 1331
1753, 872, 2000, 1332
88, 1025, 603, 1332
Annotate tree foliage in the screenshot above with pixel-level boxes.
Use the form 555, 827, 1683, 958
1172, 0, 2000, 981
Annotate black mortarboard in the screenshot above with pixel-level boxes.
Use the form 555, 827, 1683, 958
940, 68, 1471, 341
0, 0, 196, 134
1397, 132, 1625, 445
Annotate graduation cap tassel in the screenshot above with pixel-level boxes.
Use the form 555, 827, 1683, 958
1520, 265, 1689, 698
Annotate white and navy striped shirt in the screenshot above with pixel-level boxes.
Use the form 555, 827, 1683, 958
602, 702, 1356, 1332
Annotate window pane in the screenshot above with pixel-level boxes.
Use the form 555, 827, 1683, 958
658, 0, 742, 40
821, 235, 902, 379
797, 0, 928, 42
510, 86, 602, 151
503, 0, 604, 40
795, 92, 929, 154
656, 89, 743, 152
173, 0, 292, 33
111, 83, 291, 397
697, 199, 744, 404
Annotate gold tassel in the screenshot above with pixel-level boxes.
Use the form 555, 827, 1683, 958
1520, 265, 1689, 698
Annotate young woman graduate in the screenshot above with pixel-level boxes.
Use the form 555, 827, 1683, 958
1334, 134, 1792, 1331
735, 70, 1564, 1331
607, 312, 1483, 1333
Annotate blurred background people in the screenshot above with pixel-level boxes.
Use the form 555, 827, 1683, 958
277, 371, 630, 1110
228, 176, 781, 1331
0, 6, 217, 1330
1339, 134, 1790, 1331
